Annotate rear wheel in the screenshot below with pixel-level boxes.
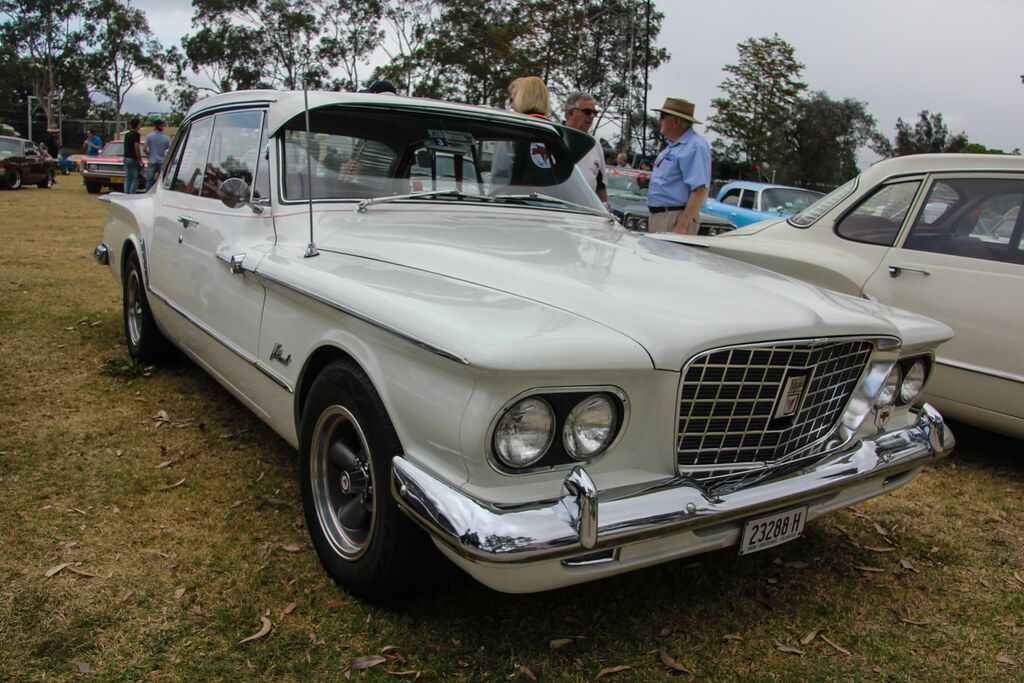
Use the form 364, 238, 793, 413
299, 359, 435, 602
85, 181, 101, 194
5, 169, 22, 190
122, 251, 171, 363
37, 172, 55, 189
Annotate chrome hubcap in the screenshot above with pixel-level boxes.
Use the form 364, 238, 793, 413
310, 405, 375, 560
126, 269, 144, 346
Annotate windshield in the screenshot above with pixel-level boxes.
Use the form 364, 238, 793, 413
606, 173, 644, 198
762, 188, 823, 214
0, 139, 20, 157
102, 142, 124, 156
788, 177, 858, 228
279, 107, 603, 213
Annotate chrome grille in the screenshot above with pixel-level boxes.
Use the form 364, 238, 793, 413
89, 163, 123, 174
677, 339, 874, 489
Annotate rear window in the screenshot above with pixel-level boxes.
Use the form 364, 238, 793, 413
789, 177, 857, 227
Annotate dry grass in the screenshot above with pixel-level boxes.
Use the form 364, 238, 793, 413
1, 179, 1022, 681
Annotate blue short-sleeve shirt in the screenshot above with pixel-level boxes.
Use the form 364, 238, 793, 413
647, 128, 711, 208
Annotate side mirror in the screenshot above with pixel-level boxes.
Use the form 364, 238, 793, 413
218, 177, 251, 209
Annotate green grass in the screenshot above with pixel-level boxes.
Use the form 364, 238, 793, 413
1, 179, 1022, 680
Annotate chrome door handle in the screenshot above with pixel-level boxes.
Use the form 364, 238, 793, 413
178, 215, 199, 228
888, 265, 930, 278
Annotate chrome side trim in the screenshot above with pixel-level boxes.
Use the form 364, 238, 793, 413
392, 404, 953, 564
936, 357, 1024, 385
253, 270, 471, 366
146, 288, 293, 393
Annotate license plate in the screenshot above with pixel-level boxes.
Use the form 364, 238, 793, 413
109, 176, 123, 183
739, 505, 807, 555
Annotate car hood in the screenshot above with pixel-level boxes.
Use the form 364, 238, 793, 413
309, 207, 933, 369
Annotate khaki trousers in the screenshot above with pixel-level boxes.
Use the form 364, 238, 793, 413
648, 209, 699, 235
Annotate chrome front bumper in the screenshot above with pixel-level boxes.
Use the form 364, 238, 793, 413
392, 405, 954, 565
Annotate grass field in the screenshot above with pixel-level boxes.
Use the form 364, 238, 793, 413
1, 179, 1022, 681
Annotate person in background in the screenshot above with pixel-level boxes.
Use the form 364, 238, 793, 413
84, 129, 102, 156
122, 118, 143, 194
562, 91, 607, 203
509, 77, 552, 120
143, 119, 171, 190
616, 152, 630, 168
646, 97, 711, 235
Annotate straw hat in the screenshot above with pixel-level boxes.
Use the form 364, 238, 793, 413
651, 97, 701, 124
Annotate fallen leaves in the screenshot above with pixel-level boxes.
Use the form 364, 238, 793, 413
799, 629, 819, 645
996, 653, 1017, 666
44, 563, 70, 578
899, 617, 931, 627
820, 635, 852, 656
159, 478, 186, 491
722, 634, 745, 642
595, 665, 631, 678
658, 648, 693, 674
342, 655, 386, 678
280, 544, 302, 553
549, 638, 574, 649
238, 616, 272, 645
774, 642, 804, 656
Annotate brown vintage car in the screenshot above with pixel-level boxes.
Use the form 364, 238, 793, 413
0, 136, 59, 190
81, 141, 147, 194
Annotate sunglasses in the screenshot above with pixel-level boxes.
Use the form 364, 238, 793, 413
574, 107, 599, 116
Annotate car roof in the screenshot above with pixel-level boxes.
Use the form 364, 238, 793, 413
183, 89, 562, 137
0, 135, 29, 144
721, 180, 820, 193
858, 153, 1024, 185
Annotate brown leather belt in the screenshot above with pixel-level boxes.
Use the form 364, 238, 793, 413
648, 205, 686, 214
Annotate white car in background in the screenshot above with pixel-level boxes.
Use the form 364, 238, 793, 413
94, 91, 955, 601
667, 154, 1024, 439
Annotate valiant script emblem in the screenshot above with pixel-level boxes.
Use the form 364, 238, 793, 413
269, 343, 292, 366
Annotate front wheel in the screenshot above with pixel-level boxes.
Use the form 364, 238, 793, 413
299, 360, 435, 602
85, 181, 101, 194
5, 169, 22, 190
37, 173, 55, 189
123, 251, 172, 362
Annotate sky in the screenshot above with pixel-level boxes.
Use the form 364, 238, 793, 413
124, 0, 1024, 166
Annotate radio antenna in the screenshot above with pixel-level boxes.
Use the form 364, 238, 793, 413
302, 80, 319, 258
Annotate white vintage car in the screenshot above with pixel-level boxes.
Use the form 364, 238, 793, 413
94, 91, 955, 600
667, 155, 1024, 439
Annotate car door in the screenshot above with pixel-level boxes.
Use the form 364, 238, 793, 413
861, 173, 1024, 423
20, 142, 44, 183
148, 109, 274, 383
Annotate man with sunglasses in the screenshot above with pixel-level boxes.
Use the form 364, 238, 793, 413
647, 98, 711, 234
563, 92, 608, 203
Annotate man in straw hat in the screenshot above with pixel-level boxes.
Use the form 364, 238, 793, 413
646, 97, 711, 234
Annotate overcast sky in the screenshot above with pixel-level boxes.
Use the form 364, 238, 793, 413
126, 0, 1024, 164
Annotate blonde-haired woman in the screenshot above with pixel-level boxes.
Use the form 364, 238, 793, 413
508, 76, 551, 120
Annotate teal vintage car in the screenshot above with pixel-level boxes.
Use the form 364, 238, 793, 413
704, 180, 823, 227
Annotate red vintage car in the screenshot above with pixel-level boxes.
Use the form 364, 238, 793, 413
0, 135, 59, 190
80, 141, 147, 194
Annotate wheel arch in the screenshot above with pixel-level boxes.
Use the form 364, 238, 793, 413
294, 343, 365, 438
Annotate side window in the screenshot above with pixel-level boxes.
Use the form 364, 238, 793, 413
739, 190, 756, 209
721, 188, 741, 206
835, 180, 920, 246
171, 117, 213, 195
903, 177, 1024, 263
202, 110, 264, 199
162, 126, 189, 190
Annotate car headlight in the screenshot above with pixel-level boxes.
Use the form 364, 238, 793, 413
624, 216, 636, 229
876, 364, 902, 408
899, 359, 927, 404
563, 394, 617, 459
638, 218, 649, 231
493, 397, 555, 468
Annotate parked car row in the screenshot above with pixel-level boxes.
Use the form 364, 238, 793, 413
668, 154, 1024, 439
606, 167, 736, 235
81, 141, 147, 194
94, 90, 955, 601
703, 180, 825, 227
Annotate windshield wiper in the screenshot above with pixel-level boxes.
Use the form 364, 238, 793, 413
491, 192, 614, 221
356, 189, 489, 212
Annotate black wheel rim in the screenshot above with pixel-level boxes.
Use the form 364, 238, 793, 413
310, 405, 375, 560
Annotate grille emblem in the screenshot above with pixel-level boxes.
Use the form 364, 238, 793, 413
773, 373, 808, 420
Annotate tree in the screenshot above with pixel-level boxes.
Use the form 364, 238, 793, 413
871, 110, 969, 158
784, 91, 879, 187
0, 0, 86, 134
708, 35, 806, 176
83, 0, 164, 135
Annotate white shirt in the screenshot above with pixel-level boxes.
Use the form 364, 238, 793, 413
576, 140, 607, 195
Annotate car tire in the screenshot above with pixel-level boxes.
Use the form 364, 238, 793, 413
61, 167, 70, 176
122, 251, 172, 363
37, 173, 55, 189
6, 169, 22, 190
85, 181, 101, 194
299, 359, 436, 602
